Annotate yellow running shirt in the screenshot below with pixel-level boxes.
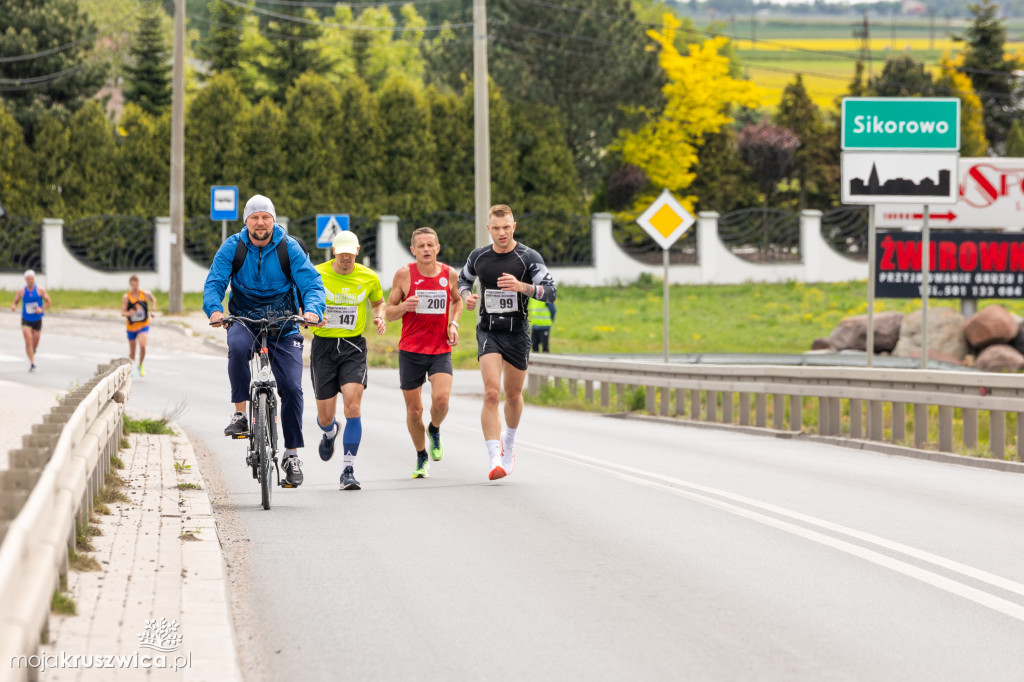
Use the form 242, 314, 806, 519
312, 261, 384, 338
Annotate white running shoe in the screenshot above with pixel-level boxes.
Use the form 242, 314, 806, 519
488, 452, 506, 480
500, 439, 515, 476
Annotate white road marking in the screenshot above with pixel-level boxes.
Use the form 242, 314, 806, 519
518, 437, 1024, 623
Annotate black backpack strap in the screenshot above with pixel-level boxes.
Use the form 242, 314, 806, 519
276, 238, 292, 282
230, 238, 247, 278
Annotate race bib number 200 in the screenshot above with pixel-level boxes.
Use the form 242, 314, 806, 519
484, 289, 518, 314
415, 290, 447, 315
324, 305, 358, 330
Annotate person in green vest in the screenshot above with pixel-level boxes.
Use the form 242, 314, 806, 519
529, 296, 556, 353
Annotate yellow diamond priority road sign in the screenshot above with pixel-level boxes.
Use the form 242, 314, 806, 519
636, 189, 695, 250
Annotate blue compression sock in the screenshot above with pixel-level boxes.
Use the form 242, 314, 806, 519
343, 417, 362, 465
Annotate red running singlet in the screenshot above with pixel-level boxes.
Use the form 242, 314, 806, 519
398, 262, 453, 355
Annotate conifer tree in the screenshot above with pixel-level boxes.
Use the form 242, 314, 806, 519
1005, 120, 1024, 157
775, 74, 837, 210
62, 102, 118, 219
0, 103, 33, 217
377, 75, 441, 221
280, 72, 344, 219
115, 104, 169, 218
186, 73, 248, 215
196, 0, 247, 78
123, 3, 172, 117
261, 7, 334, 103
336, 75, 388, 217
30, 112, 70, 219
958, 0, 1022, 150
0, 0, 109, 138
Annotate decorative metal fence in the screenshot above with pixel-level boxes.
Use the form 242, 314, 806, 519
717, 208, 800, 263
821, 206, 869, 262
612, 219, 698, 265
64, 216, 155, 272
185, 216, 223, 267
518, 212, 593, 267
0, 216, 43, 273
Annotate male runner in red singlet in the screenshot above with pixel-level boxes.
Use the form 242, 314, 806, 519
385, 227, 464, 478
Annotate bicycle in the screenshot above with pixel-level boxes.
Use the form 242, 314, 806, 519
213, 313, 307, 510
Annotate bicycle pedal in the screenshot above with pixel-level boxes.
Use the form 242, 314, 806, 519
230, 434, 249, 440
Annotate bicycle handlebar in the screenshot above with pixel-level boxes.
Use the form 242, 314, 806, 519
211, 313, 310, 329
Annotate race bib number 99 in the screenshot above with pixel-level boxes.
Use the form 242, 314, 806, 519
484, 289, 518, 314
415, 290, 447, 315
325, 305, 358, 330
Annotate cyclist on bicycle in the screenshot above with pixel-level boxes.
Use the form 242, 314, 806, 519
203, 194, 326, 488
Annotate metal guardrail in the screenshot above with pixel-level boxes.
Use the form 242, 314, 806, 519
527, 355, 1024, 467
0, 360, 131, 678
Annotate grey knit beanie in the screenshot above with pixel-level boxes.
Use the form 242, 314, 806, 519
242, 194, 276, 223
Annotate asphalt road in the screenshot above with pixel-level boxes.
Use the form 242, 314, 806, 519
5, 315, 1024, 681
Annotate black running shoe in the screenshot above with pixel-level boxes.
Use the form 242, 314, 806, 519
318, 421, 338, 462
281, 456, 304, 488
340, 466, 361, 490
224, 411, 248, 436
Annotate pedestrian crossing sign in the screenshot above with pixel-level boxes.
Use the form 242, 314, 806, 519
316, 214, 350, 248
636, 189, 694, 250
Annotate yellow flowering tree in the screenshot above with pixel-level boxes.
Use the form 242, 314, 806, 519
616, 14, 763, 214
934, 57, 989, 157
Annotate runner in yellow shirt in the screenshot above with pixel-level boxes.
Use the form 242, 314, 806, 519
311, 231, 386, 490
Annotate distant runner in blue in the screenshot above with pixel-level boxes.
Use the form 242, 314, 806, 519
10, 269, 51, 372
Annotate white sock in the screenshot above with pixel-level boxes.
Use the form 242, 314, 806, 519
486, 440, 501, 460
502, 427, 517, 450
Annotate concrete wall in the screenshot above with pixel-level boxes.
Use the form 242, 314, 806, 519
0, 210, 867, 292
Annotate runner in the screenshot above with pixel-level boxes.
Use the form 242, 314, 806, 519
311, 230, 386, 491
121, 275, 157, 376
457, 205, 557, 480
385, 227, 463, 479
10, 269, 51, 372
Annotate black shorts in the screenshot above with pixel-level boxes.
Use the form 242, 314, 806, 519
398, 350, 453, 391
21, 318, 41, 331
310, 335, 368, 400
477, 328, 530, 372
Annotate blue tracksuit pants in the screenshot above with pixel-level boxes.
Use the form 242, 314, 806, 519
227, 323, 305, 449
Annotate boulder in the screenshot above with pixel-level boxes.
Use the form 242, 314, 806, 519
892, 307, 969, 361
1010, 320, 1024, 356
974, 344, 1024, 373
826, 312, 903, 352
810, 337, 836, 351
963, 304, 1018, 350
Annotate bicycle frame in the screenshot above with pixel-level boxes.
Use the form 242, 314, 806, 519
216, 313, 306, 509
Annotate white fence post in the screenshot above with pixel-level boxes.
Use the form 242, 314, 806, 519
154, 217, 171, 293
377, 215, 401, 277
591, 212, 615, 285
801, 209, 824, 283
41, 218, 64, 290
697, 211, 719, 284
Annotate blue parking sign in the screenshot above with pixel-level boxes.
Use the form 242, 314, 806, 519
316, 214, 350, 248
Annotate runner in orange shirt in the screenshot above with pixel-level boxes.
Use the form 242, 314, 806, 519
121, 274, 157, 376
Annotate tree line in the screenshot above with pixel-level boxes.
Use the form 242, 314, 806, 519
1, 0, 1022, 234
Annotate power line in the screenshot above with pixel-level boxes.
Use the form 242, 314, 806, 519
219, 0, 469, 32
0, 1, 150, 64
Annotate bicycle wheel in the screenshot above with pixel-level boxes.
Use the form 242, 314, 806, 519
255, 393, 272, 510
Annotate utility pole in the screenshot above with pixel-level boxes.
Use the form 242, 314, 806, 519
169, 0, 185, 313
852, 11, 872, 80
473, 0, 491, 248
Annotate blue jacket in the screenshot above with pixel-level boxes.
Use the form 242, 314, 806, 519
203, 225, 326, 336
